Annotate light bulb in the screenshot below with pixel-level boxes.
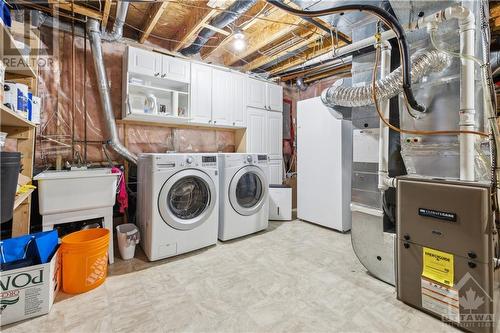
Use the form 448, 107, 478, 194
233, 38, 246, 51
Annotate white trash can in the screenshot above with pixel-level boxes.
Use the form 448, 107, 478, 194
116, 224, 140, 260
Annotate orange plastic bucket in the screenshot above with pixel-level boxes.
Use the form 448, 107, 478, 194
61, 228, 109, 294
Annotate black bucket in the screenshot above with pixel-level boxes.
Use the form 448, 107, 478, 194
1, 152, 21, 223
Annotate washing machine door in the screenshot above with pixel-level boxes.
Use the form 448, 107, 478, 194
229, 165, 268, 216
158, 169, 216, 230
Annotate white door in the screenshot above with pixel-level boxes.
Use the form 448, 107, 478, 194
247, 78, 267, 109
212, 69, 231, 126
267, 111, 283, 159
161, 56, 190, 83
128, 46, 161, 77
268, 159, 283, 185
246, 107, 267, 153
190, 63, 212, 124
267, 83, 283, 112
231, 73, 246, 127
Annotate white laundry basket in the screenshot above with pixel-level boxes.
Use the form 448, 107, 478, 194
116, 224, 140, 260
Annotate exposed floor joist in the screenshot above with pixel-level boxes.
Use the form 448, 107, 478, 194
101, 0, 112, 29
222, 14, 306, 66
139, 1, 170, 44
268, 36, 334, 76
172, 8, 219, 52
243, 29, 326, 71
48, 0, 102, 20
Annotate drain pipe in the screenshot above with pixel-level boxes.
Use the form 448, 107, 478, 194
422, 6, 476, 181
87, 19, 137, 164
377, 41, 395, 190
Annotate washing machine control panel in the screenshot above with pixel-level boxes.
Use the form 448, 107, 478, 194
186, 156, 194, 164
201, 155, 217, 168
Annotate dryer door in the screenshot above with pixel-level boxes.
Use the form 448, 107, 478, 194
158, 169, 216, 230
229, 165, 268, 216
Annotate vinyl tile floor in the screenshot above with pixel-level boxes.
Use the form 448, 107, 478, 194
3, 220, 458, 333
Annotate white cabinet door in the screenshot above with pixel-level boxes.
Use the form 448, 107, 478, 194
267, 83, 283, 112
267, 111, 283, 159
247, 78, 267, 109
190, 63, 212, 124
269, 159, 283, 185
128, 46, 161, 77
231, 73, 246, 127
161, 56, 190, 83
212, 69, 231, 126
246, 107, 267, 154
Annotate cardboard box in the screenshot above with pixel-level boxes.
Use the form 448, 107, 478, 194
0, 247, 61, 326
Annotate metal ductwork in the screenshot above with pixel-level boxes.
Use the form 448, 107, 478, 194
87, 19, 138, 164
103, 0, 129, 41
321, 50, 451, 108
181, 0, 257, 56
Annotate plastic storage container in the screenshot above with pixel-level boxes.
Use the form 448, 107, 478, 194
0, 152, 21, 223
61, 228, 109, 294
116, 224, 140, 260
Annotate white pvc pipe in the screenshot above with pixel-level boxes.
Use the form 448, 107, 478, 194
421, 6, 476, 181
378, 41, 392, 191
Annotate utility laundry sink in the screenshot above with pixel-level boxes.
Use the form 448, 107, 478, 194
34, 168, 119, 215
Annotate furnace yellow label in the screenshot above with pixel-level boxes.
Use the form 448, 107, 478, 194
422, 247, 454, 287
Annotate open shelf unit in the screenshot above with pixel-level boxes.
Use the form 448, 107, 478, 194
1, 23, 38, 237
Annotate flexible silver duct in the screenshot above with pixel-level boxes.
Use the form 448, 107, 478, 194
87, 19, 138, 164
321, 50, 451, 108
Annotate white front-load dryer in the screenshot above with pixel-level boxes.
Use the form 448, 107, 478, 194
218, 153, 269, 241
137, 153, 219, 261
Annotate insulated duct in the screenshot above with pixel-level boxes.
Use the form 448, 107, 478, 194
321, 50, 451, 108
87, 19, 138, 164
181, 0, 257, 56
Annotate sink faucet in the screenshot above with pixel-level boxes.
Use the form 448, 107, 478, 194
72, 151, 87, 170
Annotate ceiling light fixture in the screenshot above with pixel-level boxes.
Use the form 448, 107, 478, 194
233, 29, 246, 51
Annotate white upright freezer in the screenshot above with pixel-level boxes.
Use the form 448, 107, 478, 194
297, 97, 352, 232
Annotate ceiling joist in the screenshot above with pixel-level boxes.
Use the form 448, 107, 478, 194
172, 8, 219, 52
48, 0, 102, 20
139, 1, 170, 44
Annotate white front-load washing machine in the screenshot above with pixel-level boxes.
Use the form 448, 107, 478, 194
137, 153, 219, 261
218, 153, 269, 241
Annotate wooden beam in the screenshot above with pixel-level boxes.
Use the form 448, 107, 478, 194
101, 0, 112, 29
268, 36, 334, 76
223, 14, 305, 66
48, 0, 102, 20
202, 23, 230, 36
243, 29, 327, 71
172, 8, 219, 52
139, 1, 170, 44
200, 0, 269, 60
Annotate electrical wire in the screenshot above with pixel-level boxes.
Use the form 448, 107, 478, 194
371, 44, 488, 138
266, 0, 425, 112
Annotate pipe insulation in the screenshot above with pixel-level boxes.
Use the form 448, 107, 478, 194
321, 50, 451, 108
181, 0, 257, 56
87, 19, 138, 164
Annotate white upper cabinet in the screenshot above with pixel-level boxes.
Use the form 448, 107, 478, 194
190, 63, 213, 124
247, 78, 267, 109
246, 107, 268, 154
212, 69, 231, 126
246, 77, 283, 112
161, 56, 190, 83
128, 46, 161, 77
267, 111, 283, 159
231, 73, 246, 127
267, 84, 283, 112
